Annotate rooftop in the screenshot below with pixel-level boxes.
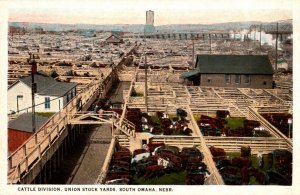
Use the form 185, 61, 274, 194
8, 113, 49, 133
16, 74, 77, 96
195, 54, 273, 75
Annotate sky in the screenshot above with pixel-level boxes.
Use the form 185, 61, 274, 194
5, 0, 293, 25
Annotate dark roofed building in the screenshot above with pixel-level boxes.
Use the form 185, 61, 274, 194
8, 113, 49, 153
182, 55, 274, 89
105, 34, 124, 45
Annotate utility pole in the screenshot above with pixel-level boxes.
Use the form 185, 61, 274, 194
209, 34, 212, 54
275, 22, 279, 72
254, 26, 256, 48
192, 38, 195, 67
28, 53, 37, 144
260, 24, 262, 48
144, 54, 148, 113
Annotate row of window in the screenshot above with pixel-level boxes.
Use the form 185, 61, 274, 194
225, 74, 250, 84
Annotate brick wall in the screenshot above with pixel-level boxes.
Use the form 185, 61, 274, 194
200, 74, 273, 89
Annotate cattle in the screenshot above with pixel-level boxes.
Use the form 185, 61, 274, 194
153, 145, 180, 155
240, 166, 250, 184
210, 146, 226, 157
186, 161, 207, 171
163, 128, 172, 135
219, 166, 242, 185
216, 110, 230, 119
106, 171, 131, 181
241, 146, 251, 157
231, 157, 252, 168
131, 160, 157, 176
244, 120, 260, 129
266, 170, 290, 185
131, 152, 150, 164
160, 153, 182, 171
180, 147, 203, 168
146, 142, 165, 152
150, 127, 162, 135
248, 168, 267, 185
113, 155, 131, 162
215, 158, 231, 169
133, 149, 148, 158
143, 165, 165, 179
109, 164, 130, 173
110, 160, 130, 168
273, 149, 292, 165
186, 174, 205, 185
181, 126, 193, 135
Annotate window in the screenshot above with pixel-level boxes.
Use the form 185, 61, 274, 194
235, 75, 241, 84
207, 79, 212, 83
45, 97, 50, 109
263, 81, 267, 85
17, 95, 23, 99
244, 74, 250, 84
225, 74, 231, 84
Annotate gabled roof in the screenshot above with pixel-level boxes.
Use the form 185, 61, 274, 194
17, 74, 77, 96
8, 113, 49, 133
195, 55, 273, 75
105, 34, 123, 42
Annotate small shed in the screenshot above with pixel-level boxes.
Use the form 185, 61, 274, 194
8, 113, 49, 153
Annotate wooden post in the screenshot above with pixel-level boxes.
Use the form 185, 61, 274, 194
275, 22, 278, 72
38, 145, 41, 159
23, 145, 27, 156
8, 158, 12, 169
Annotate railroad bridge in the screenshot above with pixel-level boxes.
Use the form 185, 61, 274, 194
8, 67, 293, 185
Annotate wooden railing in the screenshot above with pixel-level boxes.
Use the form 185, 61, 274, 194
150, 136, 201, 148
95, 137, 116, 184
204, 137, 290, 153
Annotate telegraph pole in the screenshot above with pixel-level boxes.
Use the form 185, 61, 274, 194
192, 38, 195, 67
275, 22, 279, 72
29, 53, 37, 143
209, 34, 212, 54
144, 54, 148, 113
260, 24, 262, 48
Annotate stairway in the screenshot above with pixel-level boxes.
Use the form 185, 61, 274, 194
116, 134, 130, 148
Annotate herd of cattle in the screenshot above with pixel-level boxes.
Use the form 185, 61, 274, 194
198, 110, 271, 137
105, 142, 210, 185
261, 113, 293, 138
123, 108, 193, 136
210, 146, 292, 185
